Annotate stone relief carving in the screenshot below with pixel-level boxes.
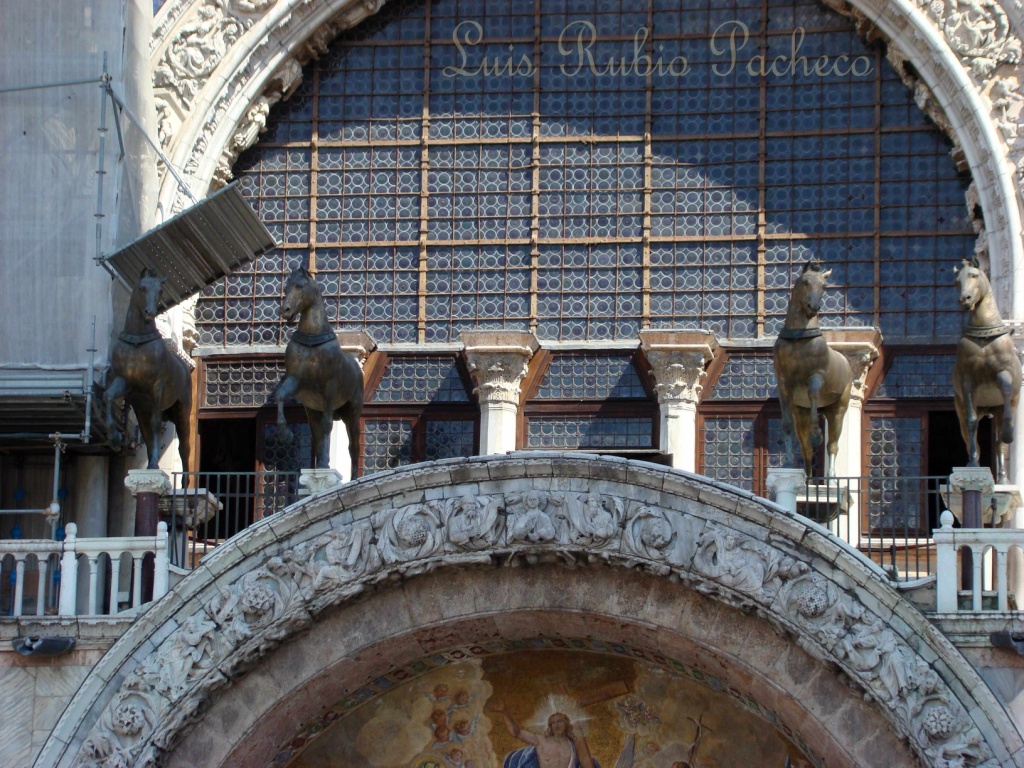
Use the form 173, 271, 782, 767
374, 503, 444, 565
564, 493, 623, 548
622, 504, 678, 565
939, 0, 1022, 79
153, 2, 250, 110
72, 484, 1000, 768
440, 495, 504, 552
506, 490, 563, 543
778, 571, 994, 767
692, 523, 808, 604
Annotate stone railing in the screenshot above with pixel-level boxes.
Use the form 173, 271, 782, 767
934, 511, 1024, 612
0, 540, 62, 617
0, 523, 169, 617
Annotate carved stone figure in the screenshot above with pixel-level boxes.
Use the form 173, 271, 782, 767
104, 269, 192, 481
375, 504, 442, 564
772, 261, 853, 475
566, 493, 621, 547
952, 257, 1022, 483
623, 505, 677, 562
693, 524, 807, 602
507, 490, 562, 543
275, 267, 363, 472
442, 496, 502, 551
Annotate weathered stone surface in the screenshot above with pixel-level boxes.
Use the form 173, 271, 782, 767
33, 453, 1023, 768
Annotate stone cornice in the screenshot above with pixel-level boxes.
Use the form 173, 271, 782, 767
39, 453, 1022, 768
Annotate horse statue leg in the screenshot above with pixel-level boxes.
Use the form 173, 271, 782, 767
168, 400, 192, 489
274, 375, 301, 444
793, 407, 815, 476
776, 378, 800, 467
994, 369, 1017, 484
338, 400, 362, 479
806, 372, 824, 450
823, 398, 848, 478
304, 406, 332, 469
104, 376, 128, 449
956, 372, 981, 468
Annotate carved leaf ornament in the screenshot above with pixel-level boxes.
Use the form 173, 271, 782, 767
69, 457, 1008, 768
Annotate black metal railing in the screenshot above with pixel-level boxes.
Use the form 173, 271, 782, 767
801, 475, 948, 580
166, 471, 302, 568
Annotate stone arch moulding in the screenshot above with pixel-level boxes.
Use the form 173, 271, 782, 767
36, 453, 1024, 768
150, 0, 1024, 313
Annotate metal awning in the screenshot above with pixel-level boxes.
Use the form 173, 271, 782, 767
98, 183, 276, 311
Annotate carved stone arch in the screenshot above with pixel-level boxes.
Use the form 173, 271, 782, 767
150, 0, 1024, 310
36, 454, 1024, 767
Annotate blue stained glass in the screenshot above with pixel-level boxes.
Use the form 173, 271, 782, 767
211, 0, 980, 351
535, 354, 648, 400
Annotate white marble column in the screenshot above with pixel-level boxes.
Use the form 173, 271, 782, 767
328, 331, 376, 481
460, 331, 540, 456
639, 330, 718, 472
823, 328, 882, 544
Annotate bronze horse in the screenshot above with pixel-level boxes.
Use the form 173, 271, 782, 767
773, 261, 853, 475
275, 267, 363, 473
104, 269, 192, 482
953, 257, 1021, 483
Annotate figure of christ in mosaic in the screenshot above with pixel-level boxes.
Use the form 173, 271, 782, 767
488, 699, 598, 768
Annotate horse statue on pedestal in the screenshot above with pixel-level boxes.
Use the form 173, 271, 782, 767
274, 267, 363, 474
773, 261, 853, 476
104, 269, 192, 483
953, 257, 1021, 483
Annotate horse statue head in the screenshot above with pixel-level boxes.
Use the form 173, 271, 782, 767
132, 268, 166, 324
954, 256, 988, 312
282, 266, 320, 322
788, 261, 833, 320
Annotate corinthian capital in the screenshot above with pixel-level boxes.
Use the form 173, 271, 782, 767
823, 328, 882, 400
460, 331, 540, 406
639, 330, 719, 405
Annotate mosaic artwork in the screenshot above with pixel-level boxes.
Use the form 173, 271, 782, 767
290, 649, 811, 768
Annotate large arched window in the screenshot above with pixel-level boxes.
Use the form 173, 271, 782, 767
195, 0, 976, 475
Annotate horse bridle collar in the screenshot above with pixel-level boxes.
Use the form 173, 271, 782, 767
778, 327, 823, 340
118, 330, 162, 346
964, 323, 1011, 340
290, 330, 336, 347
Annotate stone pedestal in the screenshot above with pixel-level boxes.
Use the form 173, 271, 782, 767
460, 331, 539, 455
639, 330, 718, 472
125, 469, 171, 537
298, 468, 344, 497
124, 469, 170, 602
948, 467, 996, 529
158, 488, 223, 528
766, 467, 806, 514
949, 466, 995, 592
